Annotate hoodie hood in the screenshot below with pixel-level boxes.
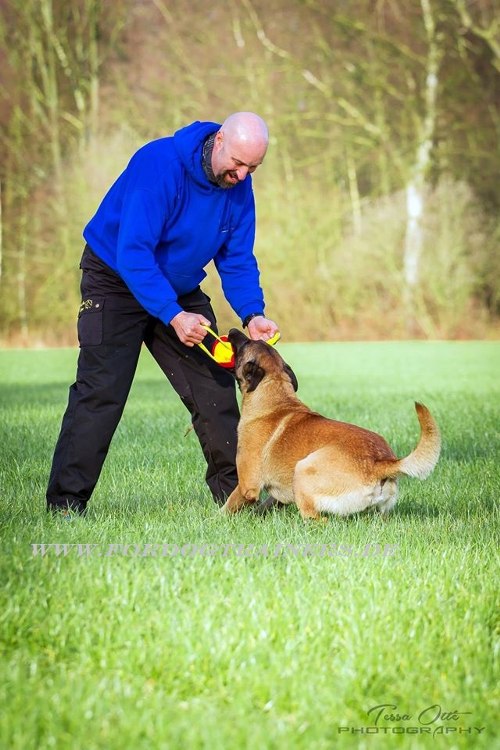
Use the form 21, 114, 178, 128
173, 120, 220, 191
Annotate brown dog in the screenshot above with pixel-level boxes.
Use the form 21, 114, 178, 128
222, 330, 441, 520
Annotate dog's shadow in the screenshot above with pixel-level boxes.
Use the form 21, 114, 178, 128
252, 495, 444, 521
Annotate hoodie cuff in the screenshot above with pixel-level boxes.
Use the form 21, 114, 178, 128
158, 300, 184, 326
238, 302, 265, 324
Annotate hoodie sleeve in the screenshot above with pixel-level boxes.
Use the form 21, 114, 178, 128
115, 153, 183, 325
213, 187, 265, 322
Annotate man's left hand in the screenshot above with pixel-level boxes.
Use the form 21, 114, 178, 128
247, 315, 279, 341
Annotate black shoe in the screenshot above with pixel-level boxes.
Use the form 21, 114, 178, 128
254, 495, 287, 515
47, 499, 87, 517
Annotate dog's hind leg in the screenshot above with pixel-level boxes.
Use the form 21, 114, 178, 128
293, 451, 374, 520
374, 478, 398, 514
294, 493, 324, 521
292, 456, 325, 520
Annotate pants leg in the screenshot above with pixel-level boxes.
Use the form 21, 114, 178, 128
145, 288, 239, 504
46, 249, 149, 511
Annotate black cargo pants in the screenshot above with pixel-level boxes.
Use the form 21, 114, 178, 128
46, 246, 239, 513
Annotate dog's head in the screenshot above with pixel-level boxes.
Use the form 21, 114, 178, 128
228, 329, 298, 395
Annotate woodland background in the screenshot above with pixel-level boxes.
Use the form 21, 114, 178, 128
0, 0, 499, 343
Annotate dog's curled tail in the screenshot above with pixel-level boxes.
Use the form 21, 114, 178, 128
377, 402, 441, 480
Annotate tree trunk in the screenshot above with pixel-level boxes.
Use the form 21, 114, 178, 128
17, 212, 29, 341
403, 0, 441, 334
0, 181, 3, 282
346, 148, 362, 234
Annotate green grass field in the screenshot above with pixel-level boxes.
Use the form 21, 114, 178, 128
0, 342, 498, 750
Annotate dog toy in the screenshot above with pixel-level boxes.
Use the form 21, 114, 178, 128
198, 326, 281, 368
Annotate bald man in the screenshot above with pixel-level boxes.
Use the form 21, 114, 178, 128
46, 113, 278, 516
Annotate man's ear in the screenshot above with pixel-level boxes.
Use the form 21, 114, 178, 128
242, 361, 265, 393
284, 363, 298, 392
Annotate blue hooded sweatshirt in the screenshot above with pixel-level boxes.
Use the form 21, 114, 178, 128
83, 121, 265, 325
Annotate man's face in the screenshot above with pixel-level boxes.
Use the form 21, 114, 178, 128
211, 132, 267, 189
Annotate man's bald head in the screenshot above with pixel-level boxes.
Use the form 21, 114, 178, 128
220, 112, 269, 150
211, 112, 269, 189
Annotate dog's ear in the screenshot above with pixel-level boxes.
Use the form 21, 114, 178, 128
284, 363, 299, 392
242, 360, 265, 393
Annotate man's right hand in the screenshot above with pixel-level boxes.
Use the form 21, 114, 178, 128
170, 311, 211, 346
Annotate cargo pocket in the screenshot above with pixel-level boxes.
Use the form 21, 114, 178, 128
77, 297, 105, 346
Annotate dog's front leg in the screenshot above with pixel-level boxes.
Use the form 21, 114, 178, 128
221, 484, 259, 513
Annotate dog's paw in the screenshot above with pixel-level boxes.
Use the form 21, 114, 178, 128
300, 514, 328, 523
